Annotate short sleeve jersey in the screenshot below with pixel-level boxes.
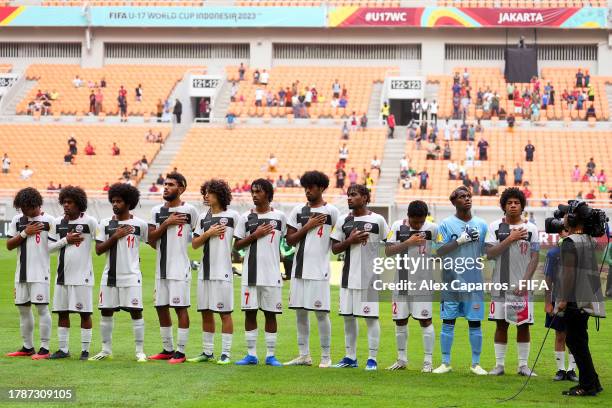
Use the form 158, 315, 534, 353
193, 209, 240, 282
96, 216, 149, 287
287, 203, 340, 281
8, 213, 56, 284
234, 208, 287, 287
150, 203, 199, 281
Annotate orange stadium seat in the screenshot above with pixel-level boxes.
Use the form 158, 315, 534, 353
226, 66, 393, 119
166, 126, 386, 202
0, 124, 170, 191
396, 128, 612, 207
17, 64, 203, 117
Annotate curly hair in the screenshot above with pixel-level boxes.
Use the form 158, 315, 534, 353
58, 185, 88, 212
13, 187, 43, 210
500, 187, 526, 212
299, 170, 329, 190
408, 200, 429, 218
251, 178, 274, 202
108, 183, 140, 210
165, 171, 187, 189
201, 179, 232, 210
347, 183, 370, 204
449, 185, 471, 203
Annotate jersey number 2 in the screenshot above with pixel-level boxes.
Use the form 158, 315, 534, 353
177, 225, 183, 237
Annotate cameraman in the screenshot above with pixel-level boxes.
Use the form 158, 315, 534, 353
555, 202, 604, 396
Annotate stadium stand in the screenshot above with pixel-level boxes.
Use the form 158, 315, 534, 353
396, 129, 612, 206
0, 124, 170, 191
42, 1, 207, 6
166, 126, 385, 200
226, 66, 393, 119
16, 65, 201, 117
430, 67, 610, 122
0, 64, 12, 73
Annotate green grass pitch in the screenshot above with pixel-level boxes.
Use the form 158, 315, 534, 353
0, 241, 610, 407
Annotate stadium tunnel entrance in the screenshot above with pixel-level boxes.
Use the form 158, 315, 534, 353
389, 99, 416, 126
194, 96, 211, 123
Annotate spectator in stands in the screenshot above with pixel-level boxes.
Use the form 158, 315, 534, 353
518, 36, 525, 48
121, 167, 130, 180
462, 68, 470, 87
443, 142, 451, 160
576, 191, 583, 200
358, 113, 368, 131
577, 91, 585, 111
268, 154, 278, 172
111, 142, 120, 156
225, 111, 236, 129
338, 143, 349, 164
506, 114, 515, 131
275, 175, 285, 188
134, 84, 143, 102
2, 153, 10, 174
458, 160, 467, 180
338, 95, 348, 109
522, 182, 532, 202
145, 129, 155, 143
84, 141, 95, 156
525, 140, 535, 162
100, 182, 110, 192
259, 69, 269, 86
447, 160, 458, 180
468, 124, 475, 141
477, 137, 489, 160
95, 89, 103, 115
465, 142, 475, 162
460, 94, 470, 120
139, 155, 148, 174
530, 102, 540, 122
513, 163, 524, 186
587, 157, 596, 174
598, 181, 607, 195
64, 149, 74, 165
458, 121, 466, 141
418, 168, 429, 190
153, 99, 163, 122
252, 69, 260, 84
238, 63, 246, 81
65, 135, 77, 156
335, 166, 346, 191
173, 98, 182, 124
147, 183, 159, 193
480, 176, 490, 196
73, 75, 82, 88
597, 169, 606, 184
497, 165, 507, 186
462, 173, 472, 190
332, 79, 341, 99
471, 176, 480, 195
507, 83, 514, 101
575, 69, 584, 88
20, 165, 33, 180
586, 104, 596, 120
118, 85, 127, 99
371, 155, 381, 176
425, 141, 439, 160
571, 165, 581, 182
585, 189, 596, 203
400, 155, 409, 173
282, 175, 293, 188
88, 90, 96, 114
387, 113, 396, 139
45, 181, 55, 191
348, 167, 358, 186
539, 194, 550, 207
118, 94, 128, 122
489, 174, 499, 195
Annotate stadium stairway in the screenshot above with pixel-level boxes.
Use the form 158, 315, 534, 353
210, 79, 232, 122
367, 82, 384, 125
0, 79, 37, 116
138, 121, 192, 193
424, 82, 439, 108
373, 127, 407, 205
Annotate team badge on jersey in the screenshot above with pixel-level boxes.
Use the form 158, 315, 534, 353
75, 224, 84, 233
314, 300, 322, 308
217, 302, 224, 309
363, 223, 372, 232
363, 305, 370, 314
219, 218, 228, 226
76, 302, 83, 310
172, 297, 180, 305
36, 294, 44, 302
131, 298, 139, 306
269, 220, 278, 228
276, 302, 282, 311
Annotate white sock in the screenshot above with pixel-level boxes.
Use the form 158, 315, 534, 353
132, 319, 144, 354
494, 343, 507, 367
36, 305, 51, 350
343, 316, 358, 360
265, 331, 277, 358
568, 353, 576, 371
366, 318, 380, 361
18, 306, 34, 349
422, 324, 435, 364
296, 309, 310, 357
100, 316, 114, 354
221, 333, 232, 358
203, 331, 214, 355
395, 325, 408, 362
246, 328, 258, 357
517, 342, 530, 368
315, 312, 331, 359
555, 351, 566, 371
58, 326, 69, 353
81, 328, 92, 353
160, 326, 174, 352
177, 328, 189, 354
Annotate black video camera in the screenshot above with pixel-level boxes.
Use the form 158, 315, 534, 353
545, 200, 609, 237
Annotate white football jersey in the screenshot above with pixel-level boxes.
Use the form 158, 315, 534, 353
287, 203, 339, 281
96, 216, 149, 287
150, 203, 199, 281
194, 209, 240, 282
8, 213, 56, 284
52, 213, 98, 286
387, 219, 438, 289
331, 212, 390, 290
485, 218, 540, 297
234, 208, 287, 287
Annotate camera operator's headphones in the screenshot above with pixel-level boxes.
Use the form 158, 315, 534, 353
565, 200, 588, 228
